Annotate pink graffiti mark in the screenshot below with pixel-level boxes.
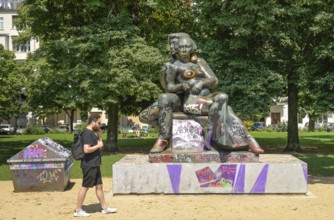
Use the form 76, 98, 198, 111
195, 165, 237, 188
23, 145, 47, 159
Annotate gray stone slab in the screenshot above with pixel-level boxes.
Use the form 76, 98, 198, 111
149, 149, 259, 163
112, 154, 308, 194
148, 148, 221, 163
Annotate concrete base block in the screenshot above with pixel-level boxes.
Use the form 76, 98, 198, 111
112, 154, 308, 194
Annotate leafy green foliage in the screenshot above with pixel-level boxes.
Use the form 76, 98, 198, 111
18, 1, 166, 151
194, 0, 286, 119
194, 0, 333, 151
0, 45, 24, 121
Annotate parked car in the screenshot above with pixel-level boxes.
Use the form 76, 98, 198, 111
16, 127, 25, 135
251, 122, 264, 131
43, 126, 53, 133
327, 123, 334, 132
0, 124, 14, 135
56, 124, 69, 132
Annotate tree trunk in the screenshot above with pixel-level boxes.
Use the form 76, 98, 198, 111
308, 112, 316, 132
63, 108, 74, 132
70, 109, 75, 132
105, 103, 120, 153
284, 79, 301, 152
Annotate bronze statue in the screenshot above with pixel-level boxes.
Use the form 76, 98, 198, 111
139, 33, 264, 154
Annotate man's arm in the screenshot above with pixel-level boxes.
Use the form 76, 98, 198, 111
83, 139, 103, 154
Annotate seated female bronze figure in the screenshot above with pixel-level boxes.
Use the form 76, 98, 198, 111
139, 33, 264, 154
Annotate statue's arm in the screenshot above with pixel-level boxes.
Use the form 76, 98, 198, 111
197, 58, 219, 89
165, 64, 189, 93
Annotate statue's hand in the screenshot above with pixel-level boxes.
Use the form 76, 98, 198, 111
191, 81, 203, 95
182, 83, 191, 92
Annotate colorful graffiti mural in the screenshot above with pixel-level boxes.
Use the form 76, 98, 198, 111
165, 163, 307, 193
23, 145, 47, 159
195, 165, 237, 188
172, 119, 204, 151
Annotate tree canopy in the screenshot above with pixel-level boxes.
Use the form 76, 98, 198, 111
194, 0, 334, 151
15, 0, 334, 152
0, 45, 23, 121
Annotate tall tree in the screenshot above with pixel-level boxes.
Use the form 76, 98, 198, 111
305, 0, 334, 114
194, 0, 285, 119
195, 0, 333, 152
17, 0, 196, 152
0, 45, 23, 122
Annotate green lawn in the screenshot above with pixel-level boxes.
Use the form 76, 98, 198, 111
0, 131, 333, 180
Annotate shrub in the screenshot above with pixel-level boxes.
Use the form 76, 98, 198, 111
23, 125, 46, 135
243, 120, 253, 131
276, 122, 288, 132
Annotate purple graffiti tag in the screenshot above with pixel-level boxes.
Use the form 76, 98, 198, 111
232, 164, 245, 193
195, 167, 216, 185
250, 164, 269, 193
215, 164, 237, 188
23, 145, 47, 159
302, 164, 308, 183
167, 165, 182, 193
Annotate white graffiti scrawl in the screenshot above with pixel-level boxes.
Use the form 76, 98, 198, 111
183, 103, 203, 115
37, 169, 61, 183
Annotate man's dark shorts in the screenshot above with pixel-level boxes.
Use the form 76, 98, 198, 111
82, 166, 103, 188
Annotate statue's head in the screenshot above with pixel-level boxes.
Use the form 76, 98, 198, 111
175, 36, 197, 63
168, 33, 190, 56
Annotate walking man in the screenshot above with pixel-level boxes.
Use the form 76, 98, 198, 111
74, 114, 117, 217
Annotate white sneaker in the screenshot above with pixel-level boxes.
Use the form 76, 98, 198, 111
101, 207, 118, 214
73, 209, 91, 217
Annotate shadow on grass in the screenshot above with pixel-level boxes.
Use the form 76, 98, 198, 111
296, 153, 334, 179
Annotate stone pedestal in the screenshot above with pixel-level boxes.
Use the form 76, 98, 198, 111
112, 154, 308, 194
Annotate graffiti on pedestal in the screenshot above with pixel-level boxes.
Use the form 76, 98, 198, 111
172, 119, 204, 151
195, 165, 237, 188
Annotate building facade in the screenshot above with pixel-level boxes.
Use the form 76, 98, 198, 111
0, 0, 39, 61
265, 97, 334, 130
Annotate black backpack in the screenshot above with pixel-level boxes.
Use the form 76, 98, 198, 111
71, 132, 84, 160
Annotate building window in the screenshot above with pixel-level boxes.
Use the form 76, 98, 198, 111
297, 114, 303, 123
13, 41, 31, 52
0, 17, 4, 30
0, 0, 25, 10
323, 114, 328, 124
12, 15, 18, 29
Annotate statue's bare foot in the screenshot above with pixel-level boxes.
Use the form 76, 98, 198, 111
249, 144, 264, 154
150, 138, 169, 153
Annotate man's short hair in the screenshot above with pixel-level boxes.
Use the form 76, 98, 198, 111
88, 114, 101, 124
